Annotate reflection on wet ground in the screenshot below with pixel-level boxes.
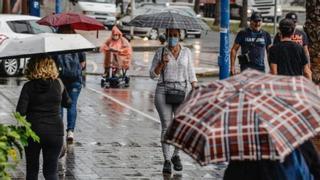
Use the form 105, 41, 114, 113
3, 75, 225, 179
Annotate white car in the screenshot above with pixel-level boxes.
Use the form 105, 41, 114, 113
75, 0, 117, 30
0, 14, 54, 76
118, 3, 206, 40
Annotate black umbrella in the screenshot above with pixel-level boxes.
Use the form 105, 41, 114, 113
128, 11, 202, 30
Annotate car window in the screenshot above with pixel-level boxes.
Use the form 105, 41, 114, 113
7, 21, 32, 34
28, 20, 54, 34
165, 7, 196, 17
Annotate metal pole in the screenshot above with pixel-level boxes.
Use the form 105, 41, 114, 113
218, 0, 230, 80
273, 0, 277, 35
56, 0, 62, 14
130, 0, 135, 37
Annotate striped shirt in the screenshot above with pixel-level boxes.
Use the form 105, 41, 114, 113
149, 45, 197, 84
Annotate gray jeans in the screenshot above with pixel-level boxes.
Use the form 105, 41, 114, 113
154, 84, 180, 161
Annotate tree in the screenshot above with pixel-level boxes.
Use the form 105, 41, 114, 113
213, 0, 220, 26
0, 113, 39, 179
22, 0, 29, 15
239, 0, 248, 28
2, 0, 11, 13
304, 0, 320, 83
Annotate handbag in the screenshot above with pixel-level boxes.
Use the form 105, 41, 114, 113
237, 53, 250, 65
58, 79, 72, 108
164, 83, 186, 105
237, 34, 260, 65
160, 48, 186, 105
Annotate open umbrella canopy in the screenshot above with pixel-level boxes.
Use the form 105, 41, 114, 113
128, 11, 202, 30
165, 70, 320, 166
0, 33, 95, 59
37, 12, 105, 31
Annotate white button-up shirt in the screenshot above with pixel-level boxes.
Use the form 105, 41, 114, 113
149, 45, 197, 84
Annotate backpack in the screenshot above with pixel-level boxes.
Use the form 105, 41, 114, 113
55, 53, 82, 82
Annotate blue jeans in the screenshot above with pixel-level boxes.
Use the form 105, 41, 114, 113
280, 149, 314, 180
61, 81, 82, 131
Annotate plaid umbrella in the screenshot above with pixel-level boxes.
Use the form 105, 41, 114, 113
165, 69, 320, 166
37, 13, 105, 31
127, 11, 202, 30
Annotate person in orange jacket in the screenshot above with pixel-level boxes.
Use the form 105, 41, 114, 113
100, 26, 132, 76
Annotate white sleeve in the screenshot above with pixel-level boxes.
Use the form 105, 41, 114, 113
149, 48, 162, 79
187, 48, 197, 83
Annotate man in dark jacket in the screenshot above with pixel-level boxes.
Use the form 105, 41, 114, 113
230, 12, 272, 74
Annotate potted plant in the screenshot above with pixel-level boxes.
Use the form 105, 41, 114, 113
0, 112, 39, 179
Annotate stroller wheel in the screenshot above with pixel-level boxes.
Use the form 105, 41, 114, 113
101, 79, 105, 88
125, 76, 130, 87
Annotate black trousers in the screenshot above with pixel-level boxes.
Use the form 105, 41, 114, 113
25, 135, 63, 180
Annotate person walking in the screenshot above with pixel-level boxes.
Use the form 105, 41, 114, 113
149, 28, 197, 174
230, 12, 272, 74
54, 25, 86, 142
16, 56, 71, 180
269, 18, 311, 79
223, 141, 317, 180
268, 18, 320, 179
273, 12, 310, 65
100, 25, 132, 77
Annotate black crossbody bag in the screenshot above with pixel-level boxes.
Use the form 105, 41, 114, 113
160, 48, 186, 105
238, 34, 260, 65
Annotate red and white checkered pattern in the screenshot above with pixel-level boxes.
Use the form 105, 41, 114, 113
37, 12, 104, 31
165, 69, 320, 166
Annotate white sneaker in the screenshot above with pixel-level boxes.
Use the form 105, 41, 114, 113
67, 130, 74, 142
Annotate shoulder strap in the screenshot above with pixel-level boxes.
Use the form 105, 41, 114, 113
160, 47, 165, 83
57, 78, 64, 95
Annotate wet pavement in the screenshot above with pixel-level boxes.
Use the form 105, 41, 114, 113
0, 30, 228, 179
84, 31, 234, 77
0, 75, 225, 180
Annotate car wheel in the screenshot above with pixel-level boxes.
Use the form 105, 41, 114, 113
2, 59, 20, 76
149, 29, 158, 40
195, 34, 201, 38
107, 25, 113, 30
180, 29, 186, 41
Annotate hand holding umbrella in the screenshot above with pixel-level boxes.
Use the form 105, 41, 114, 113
162, 49, 170, 65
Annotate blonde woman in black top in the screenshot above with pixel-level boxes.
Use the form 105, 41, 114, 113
16, 56, 71, 180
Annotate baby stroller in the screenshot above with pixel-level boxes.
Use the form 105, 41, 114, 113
101, 51, 130, 88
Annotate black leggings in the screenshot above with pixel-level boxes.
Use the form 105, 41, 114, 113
25, 135, 63, 180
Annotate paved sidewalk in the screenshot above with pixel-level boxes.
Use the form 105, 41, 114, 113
80, 30, 221, 77
0, 78, 226, 179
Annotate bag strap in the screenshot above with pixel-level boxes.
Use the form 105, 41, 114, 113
251, 34, 260, 48
244, 29, 261, 54
250, 30, 262, 49
161, 47, 165, 83
57, 78, 64, 95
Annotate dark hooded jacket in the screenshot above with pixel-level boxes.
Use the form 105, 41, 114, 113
16, 79, 70, 136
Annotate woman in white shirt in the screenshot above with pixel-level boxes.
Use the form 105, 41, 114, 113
149, 29, 197, 174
